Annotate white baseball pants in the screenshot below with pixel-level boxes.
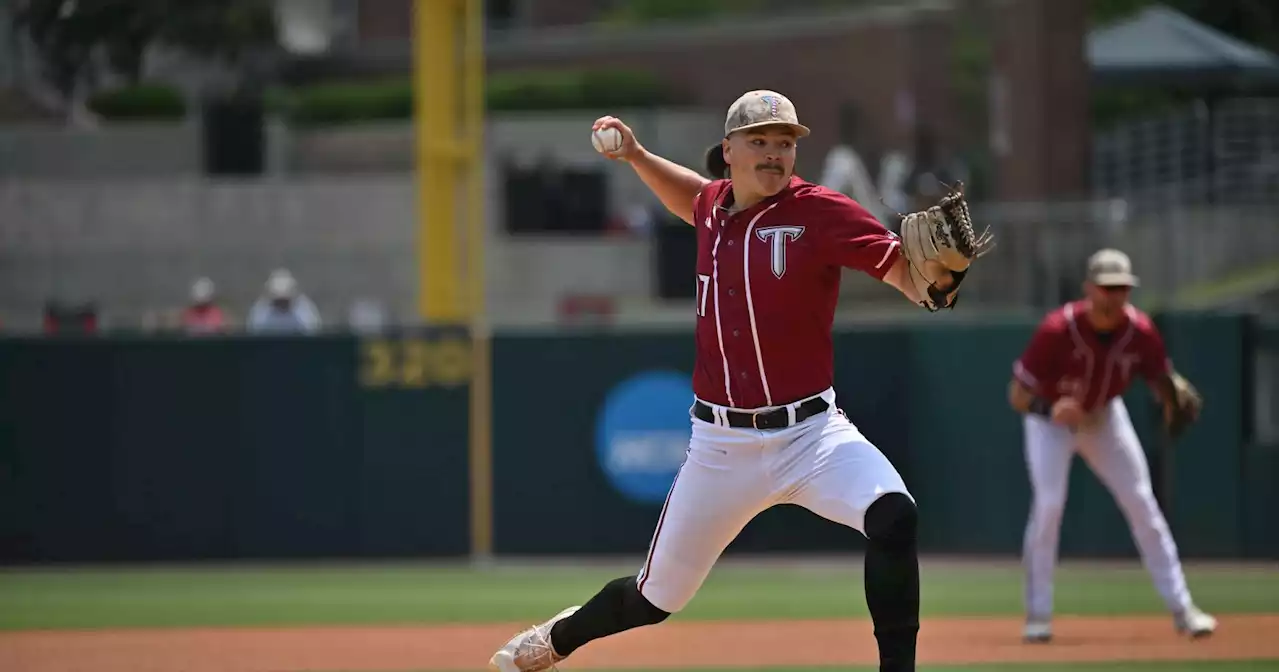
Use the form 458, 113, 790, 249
634, 388, 911, 613
1021, 397, 1193, 619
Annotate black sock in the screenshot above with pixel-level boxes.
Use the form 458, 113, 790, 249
548, 575, 670, 656
863, 493, 921, 672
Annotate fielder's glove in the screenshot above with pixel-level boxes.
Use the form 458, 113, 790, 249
897, 183, 995, 311
1163, 372, 1202, 439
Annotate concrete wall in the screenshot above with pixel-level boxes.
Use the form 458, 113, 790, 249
280, 109, 720, 219
0, 112, 723, 330
0, 123, 203, 178
0, 174, 660, 332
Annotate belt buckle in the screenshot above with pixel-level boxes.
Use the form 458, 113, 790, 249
752, 412, 760, 430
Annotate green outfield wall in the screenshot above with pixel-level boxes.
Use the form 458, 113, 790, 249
0, 314, 1272, 564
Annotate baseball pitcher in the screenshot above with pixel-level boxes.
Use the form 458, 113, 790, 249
489, 90, 994, 672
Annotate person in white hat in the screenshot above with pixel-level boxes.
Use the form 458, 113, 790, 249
180, 277, 226, 335
246, 269, 321, 334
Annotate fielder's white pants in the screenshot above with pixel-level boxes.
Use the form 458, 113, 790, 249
635, 388, 911, 613
1021, 397, 1193, 619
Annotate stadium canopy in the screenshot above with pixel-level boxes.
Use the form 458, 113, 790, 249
1087, 5, 1279, 89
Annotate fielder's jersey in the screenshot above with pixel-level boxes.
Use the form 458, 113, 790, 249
1013, 300, 1170, 412
691, 176, 900, 409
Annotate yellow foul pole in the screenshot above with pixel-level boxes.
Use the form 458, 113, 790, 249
413, 0, 491, 560
413, 0, 464, 322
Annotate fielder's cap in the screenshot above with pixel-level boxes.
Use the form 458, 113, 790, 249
1086, 248, 1140, 287
724, 90, 810, 138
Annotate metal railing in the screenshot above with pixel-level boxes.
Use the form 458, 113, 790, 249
958, 199, 1277, 310
1092, 98, 1279, 209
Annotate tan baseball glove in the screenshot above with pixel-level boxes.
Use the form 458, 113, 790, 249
1164, 371, 1203, 439
898, 183, 996, 311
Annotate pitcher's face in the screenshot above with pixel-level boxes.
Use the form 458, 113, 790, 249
723, 126, 797, 197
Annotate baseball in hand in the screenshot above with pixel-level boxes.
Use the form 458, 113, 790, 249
591, 127, 623, 154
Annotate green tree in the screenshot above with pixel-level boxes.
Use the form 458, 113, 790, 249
156, 0, 277, 67
11, 0, 278, 104
100, 1, 167, 83
11, 0, 114, 101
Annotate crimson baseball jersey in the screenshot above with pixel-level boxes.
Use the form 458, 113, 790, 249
691, 176, 901, 409
1013, 300, 1170, 412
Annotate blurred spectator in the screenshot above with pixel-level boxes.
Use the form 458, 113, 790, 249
819, 104, 891, 223
180, 277, 227, 335
246, 269, 321, 335
820, 143, 882, 216
877, 149, 913, 220
905, 127, 970, 213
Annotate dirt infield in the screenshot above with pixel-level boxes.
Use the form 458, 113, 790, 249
0, 614, 1273, 671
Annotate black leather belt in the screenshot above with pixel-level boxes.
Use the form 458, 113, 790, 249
693, 396, 830, 430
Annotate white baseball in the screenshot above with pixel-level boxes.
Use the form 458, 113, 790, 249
591, 127, 623, 154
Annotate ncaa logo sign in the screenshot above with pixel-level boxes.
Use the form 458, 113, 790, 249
594, 370, 691, 504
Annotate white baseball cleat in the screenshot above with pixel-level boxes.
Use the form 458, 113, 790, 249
1022, 619, 1053, 643
1175, 606, 1217, 638
489, 605, 581, 672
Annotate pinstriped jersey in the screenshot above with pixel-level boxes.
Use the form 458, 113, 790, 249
1014, 301, 1170, 411
691, 176, 900, 409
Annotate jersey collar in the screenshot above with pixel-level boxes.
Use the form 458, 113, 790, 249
715, 175, 803, 218
1068, 300, 1133, 345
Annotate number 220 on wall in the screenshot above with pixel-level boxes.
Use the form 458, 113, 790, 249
359, 336, 472, 389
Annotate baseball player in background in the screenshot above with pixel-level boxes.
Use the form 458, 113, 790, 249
489, 90, 994, 672
1008, 248, 1216, 643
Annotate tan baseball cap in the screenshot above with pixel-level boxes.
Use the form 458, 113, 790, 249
724, 90, 811, 138
1086, 248, 1140, 287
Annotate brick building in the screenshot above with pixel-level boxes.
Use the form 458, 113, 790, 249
333, 0, 1089, 200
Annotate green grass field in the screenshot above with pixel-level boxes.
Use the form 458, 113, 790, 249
0, 559, 1273, 630
0, 558, 1274, 671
